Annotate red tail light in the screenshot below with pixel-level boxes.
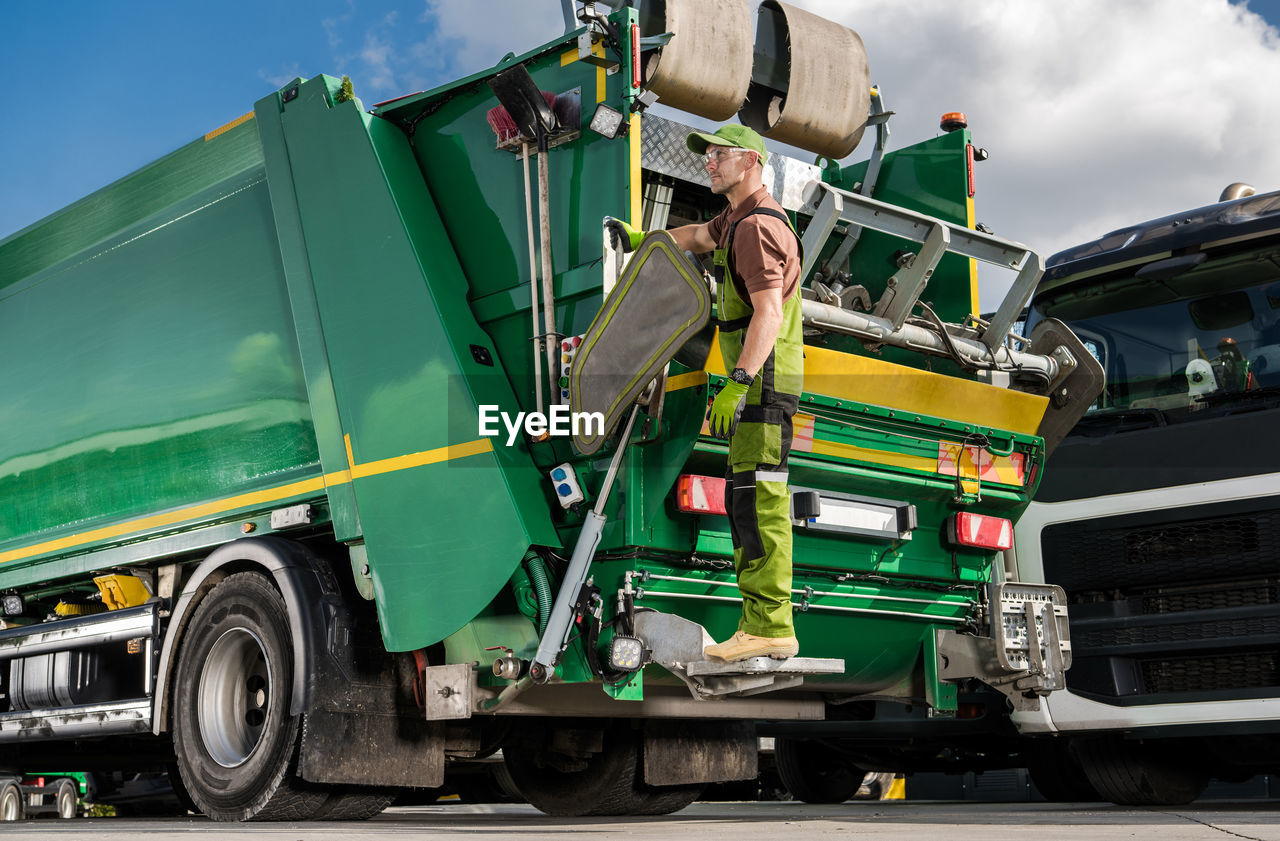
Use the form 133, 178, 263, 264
965, 143, 976, 198
676, 474, 727, 516
946, 512, 1013, 551
631, 23, 641, 88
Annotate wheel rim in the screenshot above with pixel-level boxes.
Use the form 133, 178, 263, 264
2, 789, 17, 821
198, 627, 273, 768
58, 787, 75, 818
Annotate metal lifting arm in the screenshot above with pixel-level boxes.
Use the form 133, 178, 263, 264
798, 181, 1060, 385
815, 87, 892, 282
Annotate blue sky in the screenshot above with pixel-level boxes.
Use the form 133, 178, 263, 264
5, 1, 1280, 308
0, 1, 563, 239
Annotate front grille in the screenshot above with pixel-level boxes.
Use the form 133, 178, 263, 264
1043, 500, 1280, 699
1123, 518, 1259, 566
1141, 653, 1279, 694
1073, 613, 1280, 650
1143, 580, 1279, 614
1042, 504, 1280, 594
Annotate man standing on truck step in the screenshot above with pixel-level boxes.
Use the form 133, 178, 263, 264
607, 125, 803, 662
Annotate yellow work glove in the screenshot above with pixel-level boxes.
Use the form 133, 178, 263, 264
707, 380, 749, 440
604, 217, 644, 252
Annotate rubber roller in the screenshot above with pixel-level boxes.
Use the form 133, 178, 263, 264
739, 0, 871, 159
641, 0, 753, 121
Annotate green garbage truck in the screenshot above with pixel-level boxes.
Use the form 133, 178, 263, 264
0, 0, 1097, 820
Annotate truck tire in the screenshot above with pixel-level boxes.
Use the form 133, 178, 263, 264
310, 787, 396, 821
504, 723, 701, 816
53, 780, 78, 819
775, 737, 865, 803
1072, 737, 1207, 806
166, 764, 197, 816
489, 761, 525, 802
630, 782, 704, 815
172, 572, 327, 821
0, 782, 22, 821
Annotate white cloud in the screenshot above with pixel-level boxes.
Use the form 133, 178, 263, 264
360, 27, 399, 92
322, 0, 357, 48
327, 10, 410, 95
420, 0, 564, 77
259, 63, 303, 89
318, 0, 1280, 309
790, 0, 1280, 306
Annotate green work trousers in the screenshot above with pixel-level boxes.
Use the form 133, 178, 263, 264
725, 410, 795, 638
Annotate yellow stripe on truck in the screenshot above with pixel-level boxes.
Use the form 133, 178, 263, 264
0, 437, 494, 565
205, 112, 255, 142
792, 413, 1025, 488
706, 333, 1048, 437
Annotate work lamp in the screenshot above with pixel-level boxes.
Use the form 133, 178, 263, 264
608, 634, 646, 672
589, 103, 626, 139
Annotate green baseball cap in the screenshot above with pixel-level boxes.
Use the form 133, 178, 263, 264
686, 124, 768, 165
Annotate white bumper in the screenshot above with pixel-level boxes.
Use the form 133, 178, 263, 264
1014, 688, 1280, 733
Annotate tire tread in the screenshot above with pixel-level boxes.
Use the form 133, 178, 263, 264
1073, 738, 1207, 806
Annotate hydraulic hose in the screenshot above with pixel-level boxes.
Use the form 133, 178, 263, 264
479, 552, 553, 714
478, 674, 534, 713
523, 550, 553, 637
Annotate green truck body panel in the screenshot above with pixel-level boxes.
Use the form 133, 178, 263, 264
836, 128, 976, 316
0, 15, 1045, 703
0, 73, 558, 648
0, 123, 320, 565
254, 75, 558, 646
819, 128, 977, 371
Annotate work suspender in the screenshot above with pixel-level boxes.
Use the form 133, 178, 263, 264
713, 207, 799, 332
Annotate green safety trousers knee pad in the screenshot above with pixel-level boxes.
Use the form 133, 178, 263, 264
725, 464, 794, 638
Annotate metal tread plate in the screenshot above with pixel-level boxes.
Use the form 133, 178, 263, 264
686, 656, 844, 677
640, 113, 823, 212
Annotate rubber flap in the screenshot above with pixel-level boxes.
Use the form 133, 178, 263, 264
1028, 317, 1106, 457
570, 232, 711, 454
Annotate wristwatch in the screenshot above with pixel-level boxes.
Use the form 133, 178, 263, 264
729, 367, 753, 386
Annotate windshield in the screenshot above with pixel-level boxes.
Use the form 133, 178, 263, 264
1028, 272, 1280, 428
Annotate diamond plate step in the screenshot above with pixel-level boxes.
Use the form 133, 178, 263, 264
633, 611, 844, 699
685, 657, 845, 677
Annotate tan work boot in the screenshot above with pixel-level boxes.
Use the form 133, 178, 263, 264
704, 631, 799, 662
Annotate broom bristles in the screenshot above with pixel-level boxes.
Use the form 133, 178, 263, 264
485, 91, 560, 142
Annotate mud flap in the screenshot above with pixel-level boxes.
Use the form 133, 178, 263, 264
643, 720, 757, 786
299, 650, 446, 788
300, 711, 445, 788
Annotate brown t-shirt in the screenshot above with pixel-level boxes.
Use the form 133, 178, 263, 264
705, 186, 800, 303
